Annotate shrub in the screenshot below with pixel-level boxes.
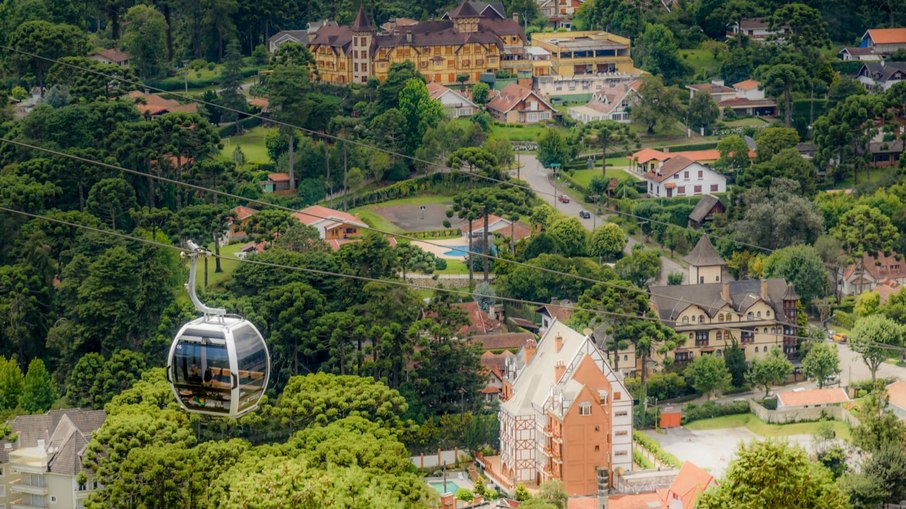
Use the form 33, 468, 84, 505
11, 86, 27, 101
434, 258, 448, 271
189, 58, 207, 70
681, 400, 749, 424
633, 430, 682, 468
633, 449, 654, 469
206, 62, 216, 71
442, 219, 451, 228
455, 488, 473, 501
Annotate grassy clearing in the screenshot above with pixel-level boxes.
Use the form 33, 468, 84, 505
685, 413, 852, 441
489, 124, 560, 142
220, 126, 275, 164
569, 167, 635, 188
821, 166, 899, 191
353, 209, 404, 233
193, 242, 243, 291
680, 48, 720, 79
720, 117, 772, 128
435, 258, 469, 275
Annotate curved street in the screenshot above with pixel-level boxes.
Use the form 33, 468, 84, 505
515, 153, 684, 284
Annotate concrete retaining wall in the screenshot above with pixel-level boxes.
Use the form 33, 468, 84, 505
748, 399, 843, 424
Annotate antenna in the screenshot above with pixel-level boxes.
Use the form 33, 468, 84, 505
185, 240, 227, 316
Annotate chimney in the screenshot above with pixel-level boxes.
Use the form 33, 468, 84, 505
406, 30, 412, 43
554, 360, 566, 382
488, 305, 497, 321
760, 279, 769, 300
711, 79, 725, 87
440, 493, 455, 508
663, 147, 670, 153
513, 13, 519, 23
721, 281, 730, 302
525, 338, 537, 365
555, 333, 564, 352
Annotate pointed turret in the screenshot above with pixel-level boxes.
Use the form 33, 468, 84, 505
351, 5, 373, 33
685, 235, 726, 285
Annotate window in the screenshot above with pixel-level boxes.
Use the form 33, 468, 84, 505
579, 402, 592, 416
0, 486, 4, 497
614, 392, 621, 400
678, 186, 686, 194
682, 316, 689, 324
674, 173, 679, 179
716, 349, 722, 357
763, 327, 768, 333
691, 315, 696, 323
716, 331, 722, 341
695, 330, 709, 346
698, 170, 703, 178
718, 313, 724, 322
595, 445, 601, 452
766, 310, 771, 317
623, 354, 628, 361
675, 351, 691, 362
354, 63, 358, 72
711, 184, 719, 192
755, 346, 759, 353
741, 330, 755, 343
694, 185, 702, 194
615, 410, 628, 417
757, 311, 761, 318
595, 425, 600, 432
684, 171, 689, 180
615, 450, 628, 456
747, 312, 754, 321
616, 430, 628, 436
51, 497, 57, 503
700, 315, 705, 323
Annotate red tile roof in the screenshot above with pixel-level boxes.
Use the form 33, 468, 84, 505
733, 79, 760, 90
487, 83, 553, 114
427, 82, 451, 100
605, 492, 664, 509
267, 172, 291, 182
537, 303, 573, 323
127, 91, 198, 116
887, 380, 906, 411
474, 332, 536, 351
867, 28, 906, 45
93, 48, 130, 63
687, 82, 735, 94
453, 301, 503, 335
232, 206, 258, 221
667, 462, 715, 508
631, 148, 673, 164
717, 98, 777, 108
844, 252, 906, 281
777, 387, 849, 407
644, 155, 697, 183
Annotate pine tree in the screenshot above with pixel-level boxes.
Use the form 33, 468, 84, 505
20, 359, 58, 413
0, 357, 24, 410
219, 38, 248, 134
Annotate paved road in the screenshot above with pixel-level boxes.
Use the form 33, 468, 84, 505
837, 342, 906, 385
516, 154, 683, 284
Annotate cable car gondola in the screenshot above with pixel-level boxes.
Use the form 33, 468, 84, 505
167, 241, 270, 418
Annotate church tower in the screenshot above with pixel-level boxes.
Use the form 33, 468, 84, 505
684, 235, 727, 285
351, 6, 373, 84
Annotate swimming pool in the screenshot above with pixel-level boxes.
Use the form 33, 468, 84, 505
429, 480, 463, 494
441, 245, 498, 258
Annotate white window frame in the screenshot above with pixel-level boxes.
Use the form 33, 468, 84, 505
579, 402, 592, 416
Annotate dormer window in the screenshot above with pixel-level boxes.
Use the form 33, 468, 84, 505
682, 316, 689, 324
579, 402, 592, 416
756, 311, 761, 318
747, 312, 754, 321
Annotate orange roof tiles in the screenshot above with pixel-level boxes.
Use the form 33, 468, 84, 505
631, 148, 673, 163
733, 79, 760, 90
127, 91, 198, 116
94, 48, 130, 62
645, 155, 697, 183
232, 206, 258, 221
777, 387, 849, 407
667, 462, 715, 508
427, 82, 450, 100
887, 380, 906, 411
267, 172, 291, 182
674, 149, 721, 162
291, 205, 366, 228
867, 28, 906, 45
487, 83, 553, 114
605, 492, 664, 509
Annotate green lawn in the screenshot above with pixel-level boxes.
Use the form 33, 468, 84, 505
220, 126, 275, 164
685, 413, 852, 441
821, 166, 899, 190
720, 117, 772, 128
435, 258, 469, 275
569, 167, 635, 188
352, 209, 404, 233
489, 124, 560, 142
679, 48, 720, 79
359, 194, 454, 207
193, 242, 244, 291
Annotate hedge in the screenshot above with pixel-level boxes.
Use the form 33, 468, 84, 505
633, 430, 682, 469
403, 228, 462, 239
681, 400, 750, 424
217, 116, 262, 138
633, 449, 654, 470
149, 67, 259, 91
831, 61, 864, 75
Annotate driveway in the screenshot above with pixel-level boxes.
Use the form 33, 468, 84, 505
837, 343, 906, 385
643, 427, 813, 477
516, 154, 684, 284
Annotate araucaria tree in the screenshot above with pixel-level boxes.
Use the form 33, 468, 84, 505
756, 64, 807, 127
580, 120, 640, 175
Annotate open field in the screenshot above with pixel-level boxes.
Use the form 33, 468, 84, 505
193, 242, 243, 291
679, 48, 720, 79
350, 194, 462, 232
685, 413, 851, 441
220, 126, 274, 164
568, 167, 635, 188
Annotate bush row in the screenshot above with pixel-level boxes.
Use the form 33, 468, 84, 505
633, 449, 654, 470
632, 430, 682, 469
681, 400, 750, 424
217, 116, 262, 138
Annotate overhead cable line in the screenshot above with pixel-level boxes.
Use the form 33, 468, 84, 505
2, 205, 901, 354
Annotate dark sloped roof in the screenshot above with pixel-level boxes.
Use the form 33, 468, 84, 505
1, 409, 106, 465
645, 155, 697, 183
684, 235, 725, 267
351, 6, 373, 32
650, 279, 796, 324
688, 195, 723, 223
450, 0, 481, 18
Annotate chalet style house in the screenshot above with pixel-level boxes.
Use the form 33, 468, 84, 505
641, 156, 727, 198
650, 236, 802, 362
485, 321, 632, 498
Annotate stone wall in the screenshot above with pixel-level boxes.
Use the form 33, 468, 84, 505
613, 468, 678, 494
748, 399, 843, 424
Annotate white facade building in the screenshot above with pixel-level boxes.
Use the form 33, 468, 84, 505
642, 156, 726, 198
427, 82, 478, 118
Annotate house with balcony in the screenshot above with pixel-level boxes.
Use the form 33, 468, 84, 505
641, 156, 727, 198
291, 205, 368, 249
486, 83, 556, 124
567, 80, 639, 124
89, 49, 130, 67
487, 320, 632, 498
531, 31, 637, 79
1, 409, 106, 509
650, 236, 802, 363
537, 0, 584, 29
427, 82, 478, 118
726, 18, 789, 41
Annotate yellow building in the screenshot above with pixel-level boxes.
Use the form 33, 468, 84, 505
308, 1, 525, 85
531, 31, 636, 78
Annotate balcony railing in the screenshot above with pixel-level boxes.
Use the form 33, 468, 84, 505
10, 478, 49, 496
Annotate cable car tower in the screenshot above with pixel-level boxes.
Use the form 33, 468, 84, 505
167, 241, 270, 418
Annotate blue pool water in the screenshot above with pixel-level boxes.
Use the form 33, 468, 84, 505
429, 480, 462, 494
442, 245, 470, 257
